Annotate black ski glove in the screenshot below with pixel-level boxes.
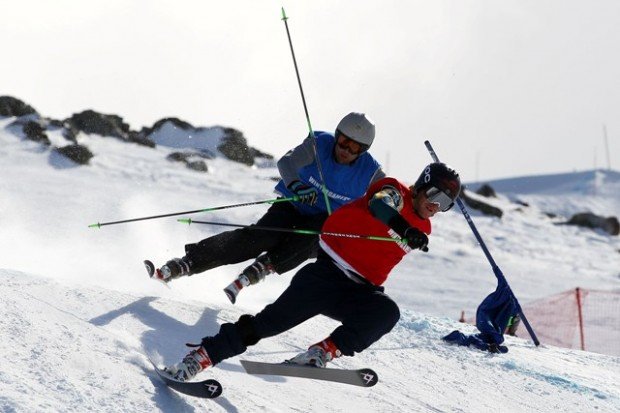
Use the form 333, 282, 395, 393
403, 227, 429, 252
288, 180, 319, 205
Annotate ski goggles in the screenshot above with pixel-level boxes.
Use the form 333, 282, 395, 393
425, 186, 456, 212
336, 133, 368, 155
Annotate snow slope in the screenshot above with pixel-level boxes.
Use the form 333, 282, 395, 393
1, 117, 619, 412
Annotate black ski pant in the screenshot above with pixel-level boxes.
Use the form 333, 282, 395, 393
201, 252, 401, 364
183, 201, 327, 275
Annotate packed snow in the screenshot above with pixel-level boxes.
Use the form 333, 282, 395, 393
1, 117, 618, 412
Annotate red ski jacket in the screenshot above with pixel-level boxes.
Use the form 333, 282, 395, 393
320, 177, 431, 286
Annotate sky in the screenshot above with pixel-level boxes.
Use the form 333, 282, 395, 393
2, 0, 619, 181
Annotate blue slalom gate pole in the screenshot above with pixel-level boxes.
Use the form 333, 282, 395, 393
424, 140, 540, 346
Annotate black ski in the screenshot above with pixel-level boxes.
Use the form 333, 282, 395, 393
144, 260, 157, 278
149, 359, 223, 399
144, 260, 169, 287
240, 360, 378, 387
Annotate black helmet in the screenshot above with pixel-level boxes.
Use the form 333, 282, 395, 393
413, 162, 461, 211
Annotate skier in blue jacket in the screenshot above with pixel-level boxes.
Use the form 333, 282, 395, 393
150, 112, 385, 301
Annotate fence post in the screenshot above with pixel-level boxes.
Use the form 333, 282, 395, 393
575, 287, 585, 351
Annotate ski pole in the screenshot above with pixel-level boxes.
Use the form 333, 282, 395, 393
88, 197, 297, 229
424, 140, 540, 346
281, 7, 332, 215
178, 218, 404, 243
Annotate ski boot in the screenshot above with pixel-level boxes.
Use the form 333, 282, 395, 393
286, 337, 342, 368
164, 345, 213, 382
145, 257, 192, 283
223, 254, 275, 304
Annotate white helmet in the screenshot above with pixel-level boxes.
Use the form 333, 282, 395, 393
336, 112, 375, 149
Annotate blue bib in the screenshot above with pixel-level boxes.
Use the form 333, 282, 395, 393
275, 131, 381, 215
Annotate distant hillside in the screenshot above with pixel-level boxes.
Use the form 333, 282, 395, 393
468, 169, 620, 195
467, 169, 620, 218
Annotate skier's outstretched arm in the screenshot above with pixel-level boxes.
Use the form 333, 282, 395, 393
368, 186, 429, 251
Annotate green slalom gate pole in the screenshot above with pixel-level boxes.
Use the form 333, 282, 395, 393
88, 197, 298, 229
281, 7, 332, 215
178, 218, 404, 243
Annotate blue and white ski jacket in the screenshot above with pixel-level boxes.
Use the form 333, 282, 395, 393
275, 131, 384, 216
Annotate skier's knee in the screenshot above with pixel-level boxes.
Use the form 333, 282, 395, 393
381, 299, 401, 332
236, 314, 261, 346
184, 242, 197, 255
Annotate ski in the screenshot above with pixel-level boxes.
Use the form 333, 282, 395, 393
144, 260, 170, 287
149, 358, 223, 399
240, 360, 378, 387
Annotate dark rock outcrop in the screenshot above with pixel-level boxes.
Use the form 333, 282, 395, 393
61, 123, 79, 143
67, 110, 129, 139
143, 118, 273, 166
476, 184, 497, 198
4, 97, 274, 168
167, 152, 189, 163
562, 213, 619, 236
65, 110, 154, 147
55, 144, 94, 165
461, 190, 503, 218
217, 127, 255, 166
186, 160, 208, 172
0, 96, 37, 117
166, 151, 210, 172
217, 127, 274, 166
251, 146, 275, 161
23, 121, 50, 145
127, 130, 155, 147
46, 118, 77, 142
141, 117, 195, 136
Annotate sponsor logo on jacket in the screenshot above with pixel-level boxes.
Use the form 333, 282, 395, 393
308, 176, 353, 202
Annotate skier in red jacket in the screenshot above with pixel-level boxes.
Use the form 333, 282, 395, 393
165, 162, 461, 381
